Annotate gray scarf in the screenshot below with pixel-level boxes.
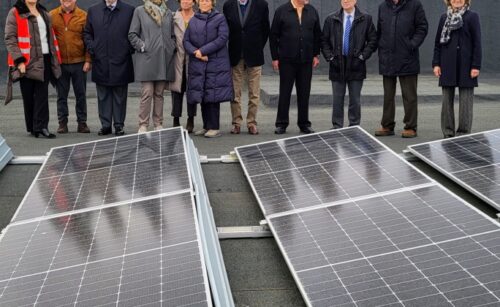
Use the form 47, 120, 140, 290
144, 0, 168, 26
440, 5, 469, 44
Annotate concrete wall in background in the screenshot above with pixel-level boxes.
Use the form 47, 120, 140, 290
1, 0, 500, 79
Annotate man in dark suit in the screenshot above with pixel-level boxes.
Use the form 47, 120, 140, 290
83, 0, 135, 136
270, 0, 321, 134
223, 0, 270, 135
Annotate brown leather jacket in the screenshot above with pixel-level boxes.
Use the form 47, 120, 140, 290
4, 1, 61, 82
50, 6, 91, 64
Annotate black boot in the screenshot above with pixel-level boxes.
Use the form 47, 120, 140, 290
173, 117, 180, 127
186, 116, 194, 133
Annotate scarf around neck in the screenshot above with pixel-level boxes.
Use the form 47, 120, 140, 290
440, 5, 469, 44
144, 0, 168, 26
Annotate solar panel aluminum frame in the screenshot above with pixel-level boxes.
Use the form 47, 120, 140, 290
0, 134, 13, 173
186, 133, 235, 307
408, 129, 500, 211
235, 126, 500, 306
8, 127, 193, 226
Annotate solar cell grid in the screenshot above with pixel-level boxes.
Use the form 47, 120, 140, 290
12, 128, 190, 223
409, 128, 500, 211
0, 193, 211, 307
236, 127, 500, 307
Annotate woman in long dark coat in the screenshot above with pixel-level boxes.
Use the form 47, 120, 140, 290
433, 0, 482, 138
183, 0, 233, 138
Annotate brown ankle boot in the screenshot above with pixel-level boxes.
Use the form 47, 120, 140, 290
186, 116, 194, 133
77, 122, 90, 133
57, 119, 68, 134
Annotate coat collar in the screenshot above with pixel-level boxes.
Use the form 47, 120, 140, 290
286, 1, 310, 13
385, 0, 408, 11
100, 0, 123, 11
57, 5, 85, 16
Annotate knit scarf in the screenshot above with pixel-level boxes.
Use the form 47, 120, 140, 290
144, 0, 168, 26
440, 5, 469, 44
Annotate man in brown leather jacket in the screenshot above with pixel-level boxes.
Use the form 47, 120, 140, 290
50, 0, 91, 134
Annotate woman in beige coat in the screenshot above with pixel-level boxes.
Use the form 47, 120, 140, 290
5, 0, 61, 138
169, 0, 197, 133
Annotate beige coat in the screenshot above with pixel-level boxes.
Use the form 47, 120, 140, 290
166, 10, 190, 93
5, 4, 61, 82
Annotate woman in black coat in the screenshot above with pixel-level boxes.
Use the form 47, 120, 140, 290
433, 0, 481, 138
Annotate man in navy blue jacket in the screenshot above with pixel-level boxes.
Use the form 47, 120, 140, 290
84, 0, 135, 136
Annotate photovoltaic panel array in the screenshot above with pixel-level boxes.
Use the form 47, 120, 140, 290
408, 129, 500, 211
12, 128, 190, 223
235, 126, 500, 307
0, 127, 212, 307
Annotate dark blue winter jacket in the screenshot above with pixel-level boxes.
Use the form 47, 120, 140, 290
183, 10, 233, 105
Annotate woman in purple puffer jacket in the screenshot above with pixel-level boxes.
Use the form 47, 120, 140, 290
184, 0, 233, 138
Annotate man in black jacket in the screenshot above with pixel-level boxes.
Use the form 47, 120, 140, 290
270, 0, 321, 134
223, 0, 270, 135
83, 0, 135, 136
375, 0, 428, 138
321, 0, 377, 129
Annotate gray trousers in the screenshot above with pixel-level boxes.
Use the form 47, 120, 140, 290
441, 87, 474, 138
56, 62, 87, 123
381, 75, 418, 131
96, 84, 128, 130
331, 80, 363, 129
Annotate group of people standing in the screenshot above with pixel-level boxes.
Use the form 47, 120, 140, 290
4, 0, 481, 140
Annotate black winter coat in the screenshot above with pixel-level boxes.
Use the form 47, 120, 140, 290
83, 0, 135, 86
377, 0, 428, 76
223, 0, 270, 67
433, 10, 482, 88
321, 7, 377, 81
184, 10, 233, 105
270, 2, 321, 63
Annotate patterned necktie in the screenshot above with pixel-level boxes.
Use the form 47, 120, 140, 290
343, 15, 352, 56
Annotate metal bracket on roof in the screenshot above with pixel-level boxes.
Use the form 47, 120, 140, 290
0, 134, 14, 172
217, 225, 272, 239
199, 151, 240, 164
9, 155, 47, 165
401, 149, 419, 162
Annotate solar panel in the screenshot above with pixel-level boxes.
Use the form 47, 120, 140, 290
0, 192, 211, 306
409, 129, 500, 211
235, 126, 500, 306
12, 128, 190, 223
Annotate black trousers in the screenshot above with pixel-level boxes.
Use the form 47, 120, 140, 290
96, 84, 128, 130
276, 61, 313, 129
201, 103, 220, 130
171, 65, 197, 118
381, 75, 418, 131
56, 62, 87, 123
19, 55, 51, 133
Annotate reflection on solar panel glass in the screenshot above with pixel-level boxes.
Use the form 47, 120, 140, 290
409, 129, 500, 211
236, 127, 500, 306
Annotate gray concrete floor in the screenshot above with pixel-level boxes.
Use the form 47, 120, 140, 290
1, 77, 500, 306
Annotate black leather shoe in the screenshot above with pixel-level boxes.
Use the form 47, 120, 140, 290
300, 127, 315, 134
98, 127, 112, 136
115, 128, 125, 136
274, 127, 286, 135
34, 128, 56, 139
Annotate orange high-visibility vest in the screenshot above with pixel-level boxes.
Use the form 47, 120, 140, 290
7, 8, 62, 67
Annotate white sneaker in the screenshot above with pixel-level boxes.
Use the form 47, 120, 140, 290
154, 125, 163, 131
204, 130, 221, 138
138, 125, 148, 133
194, 129, 207, 136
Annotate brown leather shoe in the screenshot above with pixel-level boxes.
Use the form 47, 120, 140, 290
248, 125, 259, 135
230, 125, 241, 134
374, 127, 395, 136
57, 120, 68, 134
402, 129, 417, 138
77, 122, 90, 133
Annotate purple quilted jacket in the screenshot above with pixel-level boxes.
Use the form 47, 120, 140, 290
183, 10, 233, 104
